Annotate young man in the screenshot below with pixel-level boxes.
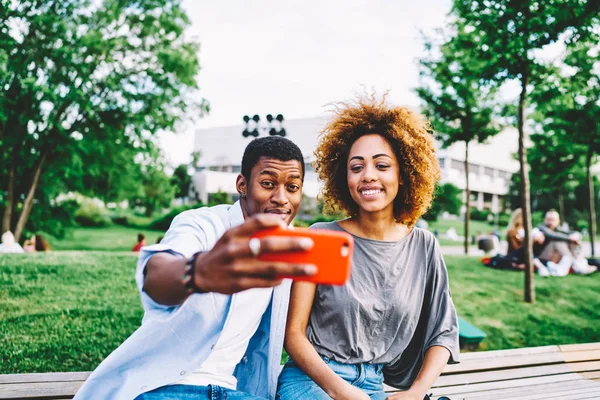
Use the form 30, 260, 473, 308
75, 137, 316, 399
537, 210, 597, 275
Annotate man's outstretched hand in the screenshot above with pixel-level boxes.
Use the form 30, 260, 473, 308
193, 214, 316, 294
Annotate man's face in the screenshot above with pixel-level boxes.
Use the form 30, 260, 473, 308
544, 212, 560, 230
237, 157, 303, 225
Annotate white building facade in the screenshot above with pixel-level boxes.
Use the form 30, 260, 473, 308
192, 116, 519, 214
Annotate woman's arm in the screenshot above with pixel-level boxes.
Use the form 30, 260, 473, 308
284, 281, 369, 400
387, 346, 450, 400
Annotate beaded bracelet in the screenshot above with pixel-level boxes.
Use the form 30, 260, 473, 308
182, 252, 204, 295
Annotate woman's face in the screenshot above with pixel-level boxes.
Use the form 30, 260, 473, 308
346, 134, 401, 216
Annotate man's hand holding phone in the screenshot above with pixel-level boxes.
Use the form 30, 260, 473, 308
192, 214, 318, 294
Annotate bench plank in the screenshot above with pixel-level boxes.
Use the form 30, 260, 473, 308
491, 385, 600, 400
425, 373, 585, 397
443, 377, 598, 398
0, 381, 82, 399
442, 351, 565, 374
0, 373, 89, 385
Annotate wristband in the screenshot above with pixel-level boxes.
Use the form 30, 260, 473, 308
183, 252, 205, 295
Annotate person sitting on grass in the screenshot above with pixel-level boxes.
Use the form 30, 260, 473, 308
505, 208, 548, 274
132, 233, 146, 252
0, 231, 24, 253
536, 210, 597, 276
23, 234, 51, 252
75, 136, 317, 400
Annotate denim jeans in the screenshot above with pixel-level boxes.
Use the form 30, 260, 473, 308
134, 384, 266, 399
276, 356, 388, 400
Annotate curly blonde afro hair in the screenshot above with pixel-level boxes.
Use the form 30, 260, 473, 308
314, 95, 440, 227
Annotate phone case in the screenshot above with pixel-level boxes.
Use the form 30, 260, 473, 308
251, 227, 354, 285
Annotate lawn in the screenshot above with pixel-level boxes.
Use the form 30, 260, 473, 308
48, 221, 492, 252
49, 226, 165, 252
1, 252, 598, 373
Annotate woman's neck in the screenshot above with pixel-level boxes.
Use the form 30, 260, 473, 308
342, 210, 410, 241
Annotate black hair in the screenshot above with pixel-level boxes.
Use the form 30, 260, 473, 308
137, 233, 145, 242
241, 136, 305, 181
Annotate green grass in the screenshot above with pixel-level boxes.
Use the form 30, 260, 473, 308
1, 253, 598, 373
446, 256, 600, 351
50, 226, 165, 251
0, 252, 142, 373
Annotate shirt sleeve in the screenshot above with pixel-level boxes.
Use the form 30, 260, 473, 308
135, 208, 226, 312
423, 239, 460, 364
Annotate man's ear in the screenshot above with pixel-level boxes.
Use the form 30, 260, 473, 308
236, 174, 247, 198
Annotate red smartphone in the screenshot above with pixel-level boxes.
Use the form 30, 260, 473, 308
251, 227, 354, 285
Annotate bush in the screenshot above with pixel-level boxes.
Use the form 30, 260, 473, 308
75, 200, 112, 227
110, 212, 153, 229
22, 199, 79, 240
149, 203, 204, 231
470, 208, 492, 221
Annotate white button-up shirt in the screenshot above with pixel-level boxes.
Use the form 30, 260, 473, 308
74, 201, 291, 400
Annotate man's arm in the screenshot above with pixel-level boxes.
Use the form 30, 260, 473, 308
143, 214, 317, 306
537, 223, 573, 243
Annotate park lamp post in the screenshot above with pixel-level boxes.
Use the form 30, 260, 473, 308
242, 114, 286, 138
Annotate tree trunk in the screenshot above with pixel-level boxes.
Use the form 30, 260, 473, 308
2, 165, 16, 234
518, 71, 534, 304
464, 141, 470, 255
13, 151, 48, 242
586, 146, 596, 257
558, 191, 565, 223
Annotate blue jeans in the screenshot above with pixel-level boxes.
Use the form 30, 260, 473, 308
134, 384, 266, 399
276, 356, 388, 400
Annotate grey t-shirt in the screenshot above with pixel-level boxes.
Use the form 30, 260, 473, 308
306, 221, 459, 389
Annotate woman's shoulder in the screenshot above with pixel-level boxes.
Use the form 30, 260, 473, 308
308, 220, 341, 230
410, 227, 437, 245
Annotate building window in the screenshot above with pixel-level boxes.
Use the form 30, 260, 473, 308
438, 158, 445, 168
451, 159, 464, 172
484, 167, 494, 178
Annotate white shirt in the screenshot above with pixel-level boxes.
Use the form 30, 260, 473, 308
74, 201, 292, 400
177, 287, 273, 389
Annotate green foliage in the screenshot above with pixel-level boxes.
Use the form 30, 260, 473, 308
0, 0, 209, 239
75, 199, 112, 227
209, 190, 232, 206
416, 22, 501, 148
148, 204, 201, 231
470, 208, 492, 222
20, 199, 79, 240
424, 183, 463, 221
494, 212, 511, 228
1, 253, 598, 373
171, 165, 192, 199
129, 159, 177, 217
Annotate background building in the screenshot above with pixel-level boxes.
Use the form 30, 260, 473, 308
192, 116, 519, 214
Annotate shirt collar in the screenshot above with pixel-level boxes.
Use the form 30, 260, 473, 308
228, 200, 245, 229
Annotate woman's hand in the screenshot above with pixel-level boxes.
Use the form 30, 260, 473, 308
333, 384, 371, 400
385, 390, 423, 400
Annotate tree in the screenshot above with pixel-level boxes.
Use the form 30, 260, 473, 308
532, 33, 600, 255
130, 158, 176, 217
416, 23, 501, 254
453, 0, 600, 303
171, 164, 192, 200
0, 0, 209, 241
424, 183, 463, 221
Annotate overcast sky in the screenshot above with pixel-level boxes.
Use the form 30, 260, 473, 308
159, 0, 454, 166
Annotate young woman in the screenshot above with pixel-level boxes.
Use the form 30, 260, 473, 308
277, 96, 459, 400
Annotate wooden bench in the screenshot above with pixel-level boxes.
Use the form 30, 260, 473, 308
2, 343, 599, 399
